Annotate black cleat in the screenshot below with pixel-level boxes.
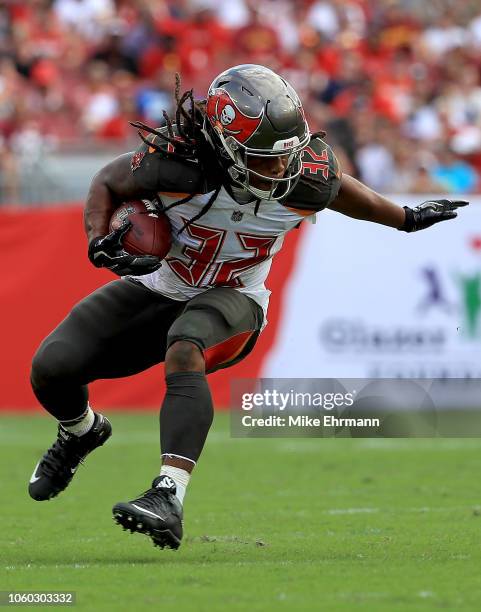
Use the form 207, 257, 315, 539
112, 475, 183, 550
28, 414, 112, 501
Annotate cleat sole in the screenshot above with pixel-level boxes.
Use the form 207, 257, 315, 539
112, 507, 181, 550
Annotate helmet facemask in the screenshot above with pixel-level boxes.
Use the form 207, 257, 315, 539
220, 132, 309, 201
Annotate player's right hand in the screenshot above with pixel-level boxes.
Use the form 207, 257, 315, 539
88, 221, 162, 276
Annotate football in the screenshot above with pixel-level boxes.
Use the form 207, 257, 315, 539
109, 199, 172, 259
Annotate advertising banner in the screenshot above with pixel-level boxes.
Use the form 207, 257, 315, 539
264, 197, 481, 382
2, 198, 479, 410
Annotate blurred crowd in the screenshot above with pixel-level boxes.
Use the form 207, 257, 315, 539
1, 0, 481, 201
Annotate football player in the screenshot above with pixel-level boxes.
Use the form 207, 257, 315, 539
28, 64, 468, 550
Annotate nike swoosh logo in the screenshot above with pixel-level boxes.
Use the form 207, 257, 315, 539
131, 504, 165, 521
29, 462, 41, 484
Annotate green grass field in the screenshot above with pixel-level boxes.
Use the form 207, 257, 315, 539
2, 412, 481, 611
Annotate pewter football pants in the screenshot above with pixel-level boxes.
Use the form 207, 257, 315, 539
30, 278, 263, 420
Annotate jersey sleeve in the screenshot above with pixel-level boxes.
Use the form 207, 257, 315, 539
284, 136, 342, 214
130, 128, 206, 196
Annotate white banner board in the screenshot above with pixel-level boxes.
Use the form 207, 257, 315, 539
264, 196, 481, 379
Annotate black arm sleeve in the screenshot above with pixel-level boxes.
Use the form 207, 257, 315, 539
130, 139, 206, 194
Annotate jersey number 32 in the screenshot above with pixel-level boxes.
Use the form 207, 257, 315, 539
167, 220, 276, 288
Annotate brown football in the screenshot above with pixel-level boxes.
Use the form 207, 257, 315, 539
109, 200, 172, 259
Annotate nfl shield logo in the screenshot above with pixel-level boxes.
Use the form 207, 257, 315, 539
231, 210, 243, 223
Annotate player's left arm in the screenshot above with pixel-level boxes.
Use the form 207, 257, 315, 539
329, 173, 469, 232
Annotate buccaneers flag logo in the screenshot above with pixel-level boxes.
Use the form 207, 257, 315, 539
206, 89, 263, 143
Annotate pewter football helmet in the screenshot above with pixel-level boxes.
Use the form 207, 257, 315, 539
204, 64, 310, 200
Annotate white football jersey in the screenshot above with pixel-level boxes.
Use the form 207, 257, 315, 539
132, 187, 312, 326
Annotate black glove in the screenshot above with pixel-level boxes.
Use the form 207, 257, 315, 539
88, 220, 162, 276
399, 199, 469, 232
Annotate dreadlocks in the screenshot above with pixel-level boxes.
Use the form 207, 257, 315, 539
130, 74, 221, 234
131, 74, 333, 230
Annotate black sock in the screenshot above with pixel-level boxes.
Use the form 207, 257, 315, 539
160, 372, 214, 463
